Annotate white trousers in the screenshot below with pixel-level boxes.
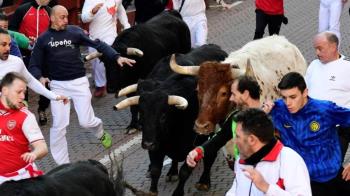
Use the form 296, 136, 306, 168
183, 13, 208, 48
319, 0, 343, 41
89, 47, 106, 87
49, 76, 104, 165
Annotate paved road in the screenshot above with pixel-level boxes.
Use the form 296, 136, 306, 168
32, 0, 350, 195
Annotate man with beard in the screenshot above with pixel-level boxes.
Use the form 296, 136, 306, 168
28, 5, 135, 165
0, 28, 67, 102
186, 76, 263, 169
0, 72, 48, 184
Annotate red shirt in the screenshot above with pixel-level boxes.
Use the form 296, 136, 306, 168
0, 102, 43, 174
19, 6, 50, 38
256, 0, 284, 15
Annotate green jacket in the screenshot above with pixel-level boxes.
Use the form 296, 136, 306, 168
8, 30, 30, 49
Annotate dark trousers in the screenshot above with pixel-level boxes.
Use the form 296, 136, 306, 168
21, 48, 51, 112
338, 127, 350, 162
38, 95, 50, 112
253, 9, 283, 40
38, 83, 50, 112
23, 50, 31, 102
311, 168, 350, 196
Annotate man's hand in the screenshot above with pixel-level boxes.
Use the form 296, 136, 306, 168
186, 147, 204, 167
342, 164, 350, 181
117, 56, 136, 67
186, 149, 199, 167
56, 95, 70, 105
21, 152, 37, 163
92, 3, 104, 15
261, 100, 274, 114
242, 167, 269, 193
39, 77, 50, 86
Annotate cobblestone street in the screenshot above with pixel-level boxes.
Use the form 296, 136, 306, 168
30, 0, 350, 195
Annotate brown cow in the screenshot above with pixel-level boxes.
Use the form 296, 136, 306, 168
170, 35, 307, 135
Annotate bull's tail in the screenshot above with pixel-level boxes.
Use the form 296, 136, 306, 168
108, 152, 146, 196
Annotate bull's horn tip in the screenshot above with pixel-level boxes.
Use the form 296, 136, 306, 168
113, 106, 119, 111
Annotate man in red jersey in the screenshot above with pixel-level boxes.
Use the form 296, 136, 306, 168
0, 72, 48, 184
253, 0, 287, 40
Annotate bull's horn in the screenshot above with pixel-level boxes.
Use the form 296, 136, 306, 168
118, 84, 138, 97
245, 59, 255, 78
168, 95, 188, 110
126, 48, 144, 57
170, 54, 199, 76
84, 52, 102, 61
113, 96, 140, 110
244, 59, 257, 80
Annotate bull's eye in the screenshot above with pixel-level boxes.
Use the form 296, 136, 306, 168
221, 92, 228, 97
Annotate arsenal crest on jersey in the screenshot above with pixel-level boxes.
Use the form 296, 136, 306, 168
7, 120, 16, 130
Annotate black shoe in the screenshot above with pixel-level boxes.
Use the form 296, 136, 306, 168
38, 111, 47, 126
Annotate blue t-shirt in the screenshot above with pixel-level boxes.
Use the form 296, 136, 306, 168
271, 97, 350, 182
29, 25, 119, 81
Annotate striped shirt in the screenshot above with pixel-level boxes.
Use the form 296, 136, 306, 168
270, 97, 350, 182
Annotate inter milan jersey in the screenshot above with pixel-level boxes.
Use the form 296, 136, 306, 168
270, 97, 350, 182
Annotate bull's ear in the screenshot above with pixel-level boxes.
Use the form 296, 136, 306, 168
245, 59, 256, 80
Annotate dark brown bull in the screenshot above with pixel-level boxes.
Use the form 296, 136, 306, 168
169, 55, 241, 135
195, 63, 235, 134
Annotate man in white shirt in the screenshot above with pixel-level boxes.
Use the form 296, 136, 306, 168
305, 31, 350, 180
0, 28, 67, 102
81, 0, 130, 97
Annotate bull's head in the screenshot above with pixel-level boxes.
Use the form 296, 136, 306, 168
114, 82, 188, 151
170, 54, 244, 135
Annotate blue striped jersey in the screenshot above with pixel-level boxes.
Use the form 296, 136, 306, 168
270, 97, 350, 182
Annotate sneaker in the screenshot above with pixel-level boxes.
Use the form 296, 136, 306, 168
94, 86, 107, 97
100, 131, 112, 149
38, 110, 48, 126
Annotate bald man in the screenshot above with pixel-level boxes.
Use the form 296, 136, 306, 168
28, 5, 135, 165
305, 31, 350, 183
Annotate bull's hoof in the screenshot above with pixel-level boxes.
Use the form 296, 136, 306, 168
165, 174, 179, 182
195, 183, 210, 191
